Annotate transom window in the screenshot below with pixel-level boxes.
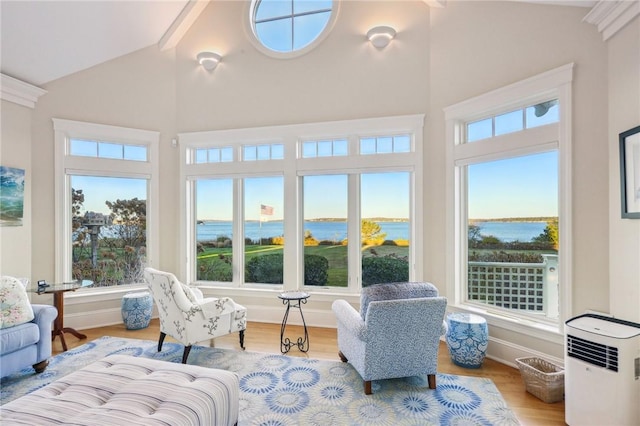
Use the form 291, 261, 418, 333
360, 135, 411, 154
243, 143, 284, 161
247, 0, 338, 58
70, 139, 147, 161
466, 99, 559, 142
301, 139, 347, 158
195, 147, 233, 164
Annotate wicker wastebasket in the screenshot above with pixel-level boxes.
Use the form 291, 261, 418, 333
515, 357, 565, 403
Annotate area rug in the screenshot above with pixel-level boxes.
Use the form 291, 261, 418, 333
1, 336, 519, 425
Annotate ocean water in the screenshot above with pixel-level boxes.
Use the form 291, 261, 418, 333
474, 221, 547, 243
196, 220, 547, 243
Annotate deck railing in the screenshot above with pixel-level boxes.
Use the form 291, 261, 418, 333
468, 254, 558, 318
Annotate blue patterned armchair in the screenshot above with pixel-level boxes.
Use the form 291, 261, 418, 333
332, 281, 447, 394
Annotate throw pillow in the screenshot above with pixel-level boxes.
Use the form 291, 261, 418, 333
0, 276, 35, 329
360, 281, 439, 320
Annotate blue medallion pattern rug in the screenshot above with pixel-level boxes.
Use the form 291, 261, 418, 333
0, 336, 520, 425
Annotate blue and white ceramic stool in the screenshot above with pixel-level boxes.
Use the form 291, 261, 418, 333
445, 312, 489, 368
121, 291, 153, 330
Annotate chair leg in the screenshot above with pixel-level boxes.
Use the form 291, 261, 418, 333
182, 345, 192, 364
364, 380, 372, 395
428, 374, 436, 389
338, 351, 348, 362
239, 329, 245, 350
158, 332, 166, 352
33, 360, 48, 374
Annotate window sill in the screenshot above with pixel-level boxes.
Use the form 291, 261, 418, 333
196, 284, 361, 305
65, 284, 147, 305
448, 304, 564, 345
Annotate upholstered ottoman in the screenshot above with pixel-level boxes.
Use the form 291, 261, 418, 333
0, 354, 239, 426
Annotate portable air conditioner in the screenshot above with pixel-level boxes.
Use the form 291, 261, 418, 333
565, 314, 640, 426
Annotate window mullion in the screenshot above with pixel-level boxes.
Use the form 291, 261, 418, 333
347, 174, 360, 291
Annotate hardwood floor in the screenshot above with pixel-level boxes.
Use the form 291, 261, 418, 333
54, 320, 566, 425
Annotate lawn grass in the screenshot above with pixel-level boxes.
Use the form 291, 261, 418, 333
197, 244, 410, 286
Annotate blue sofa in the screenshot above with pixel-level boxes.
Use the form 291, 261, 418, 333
1, 304, 58, 378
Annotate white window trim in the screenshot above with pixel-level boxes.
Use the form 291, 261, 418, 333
243, 0, 341, 59
444, 63, 573, 341
53, 118, 160, 286
178, 114, 424, 293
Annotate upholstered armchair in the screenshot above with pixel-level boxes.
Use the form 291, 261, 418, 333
332, 281, 447, 394
144, 268, 247, 364
1, 276, 58, 378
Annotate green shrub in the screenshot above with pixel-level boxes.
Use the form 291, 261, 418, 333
468, 250, 544, 263
362, 256, 409, 287
198, 259, 233, 281
244, 253, 329, 285
245, 253, 284, 284
304, 254, 329, 286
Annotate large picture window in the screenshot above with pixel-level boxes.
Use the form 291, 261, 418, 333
54, 119, 159, 287
445, 64, 573, 331
180, 115, 423, 294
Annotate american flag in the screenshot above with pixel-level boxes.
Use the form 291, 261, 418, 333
260, 204, 274, 215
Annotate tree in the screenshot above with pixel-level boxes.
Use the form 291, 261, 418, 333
468, 224, 482, 243
71, 188, 85, 231
105, 198, 147, 248
361, 219, 387, 245
104, 198, 147, 285
71, 188, 90, 262
532, 219, 559, 250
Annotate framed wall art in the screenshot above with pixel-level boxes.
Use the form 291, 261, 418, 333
0, 166, 26, 226
619, 125, 640, 219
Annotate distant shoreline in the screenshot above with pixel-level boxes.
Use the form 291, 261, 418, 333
198, 217, 557, 223
470, 217, 557, 223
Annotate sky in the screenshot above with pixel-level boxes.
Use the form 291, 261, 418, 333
468, 151, 558, 219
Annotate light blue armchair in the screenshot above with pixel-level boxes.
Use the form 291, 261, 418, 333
332, 282, 447, 394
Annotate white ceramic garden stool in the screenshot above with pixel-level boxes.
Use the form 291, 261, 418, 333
445, 312, 489, 368
121, 291, 153, 330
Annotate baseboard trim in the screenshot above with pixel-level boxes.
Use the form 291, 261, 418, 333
486, 336, 564, 368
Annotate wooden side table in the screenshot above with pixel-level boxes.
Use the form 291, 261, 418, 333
35, 281, 91, 351
278, 291, 310, 354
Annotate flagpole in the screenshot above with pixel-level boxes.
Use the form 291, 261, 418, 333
259, 203, 262, 246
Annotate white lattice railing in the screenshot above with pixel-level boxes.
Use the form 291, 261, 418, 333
467, 255, 558, 318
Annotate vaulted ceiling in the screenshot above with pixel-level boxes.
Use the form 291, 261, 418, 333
0, 0, 191, 86
0, 0, 599, 88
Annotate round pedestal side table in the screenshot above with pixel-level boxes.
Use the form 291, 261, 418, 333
121, 291, 153, 330
445, 312, 489, 369
278, 291, 310, 354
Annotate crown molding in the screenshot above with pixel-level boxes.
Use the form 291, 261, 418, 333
584, 0, 640, 41
1, 73, 47, 109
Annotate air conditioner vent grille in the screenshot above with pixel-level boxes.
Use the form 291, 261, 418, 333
567, 334, 618, 372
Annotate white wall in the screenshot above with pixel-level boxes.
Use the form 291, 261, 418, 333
608, 17, 640, 323
175, 1, 429, 131
0, 100, 32, 281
